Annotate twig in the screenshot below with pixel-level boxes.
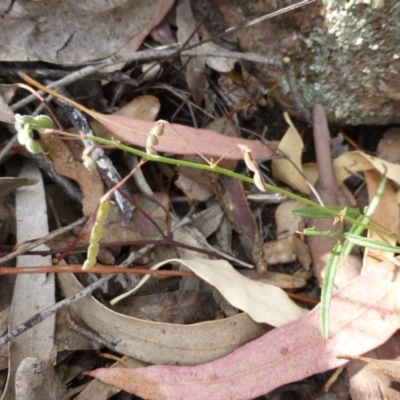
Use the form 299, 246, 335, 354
0, 217, 87, 264
282, 57, 312, 123
58, 98, 135, 220
0, 265, 195, 276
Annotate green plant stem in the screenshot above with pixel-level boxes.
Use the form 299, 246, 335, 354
85, 134, 397, 241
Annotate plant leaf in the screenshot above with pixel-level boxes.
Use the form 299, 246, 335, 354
292, 206, 360, 219
321, 242, 342, 339
18, 73, 278, 162
303, 227, 342, 238
86, 258, 400, 399
345, 233, 400, 253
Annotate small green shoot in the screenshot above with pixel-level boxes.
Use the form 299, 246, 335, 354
14, 114, 53, 154
300, 173, 391, 339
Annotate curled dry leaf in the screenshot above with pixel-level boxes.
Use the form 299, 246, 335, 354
112, 258, 306, 326
57, 271, 265, 365
272, 112, 309, 194
87, 257, 400, 399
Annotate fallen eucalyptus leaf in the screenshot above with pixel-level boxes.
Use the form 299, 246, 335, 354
57, 272, 265, 365
86, 257, 400, 399
111, 258, 307, 326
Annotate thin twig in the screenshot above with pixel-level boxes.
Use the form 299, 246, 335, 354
0, 217, 87, 264
0, 265, 195, 276
282, 57, 312, 123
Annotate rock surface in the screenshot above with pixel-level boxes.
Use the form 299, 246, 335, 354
212, 0, 400, 125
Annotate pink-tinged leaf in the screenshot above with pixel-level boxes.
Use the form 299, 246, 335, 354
87, 259, 400, 400
93, 113, 277, 161
18, 73, 278, 162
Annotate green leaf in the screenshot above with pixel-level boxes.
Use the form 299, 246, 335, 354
292, 206, 360, 219
321, 242, 342, 339
24, 138, 47, 154
344, 233, 400, 253
16, 123, 33, 146
302, 227, 342, 238
31, 115, 54, 130
342, 173, 387, 257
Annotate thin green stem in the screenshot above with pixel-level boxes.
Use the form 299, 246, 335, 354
86, 134, 398, 241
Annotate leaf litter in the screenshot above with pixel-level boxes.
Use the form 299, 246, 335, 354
1, 2, 400, 400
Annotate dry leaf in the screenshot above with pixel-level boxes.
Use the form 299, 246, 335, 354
3, 161, 55, 399
15, 356, 67, 400
86, 257, 400, 399
0, 0, 174, 64
90, 95, 160, 141
176, 0, 206, 105
272, 112, 309, 194
19, 75, 279, 162
113, 258, 307, 325
340, 354, 400, 381
57, 271, 265, 365
0, 177, 38, 243
76, 356, 148, 400
362, 170, 398, 271
40, 134, 104, 216
376, 128, 400, 163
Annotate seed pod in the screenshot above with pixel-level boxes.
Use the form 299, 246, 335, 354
149, 120, 167, 137
96, 199, 110, 223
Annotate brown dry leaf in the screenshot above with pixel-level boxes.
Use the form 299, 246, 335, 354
114, 290, 220, 324
40, 135, 104, 216
78, 193, 169, 245
240, 270, 306, 290
57, 271, 265, 365
176, 0, 206, 105
0, 0, 174, 64
90, 95, 160, 141
214, 174, 264, 266
272, 112, 309, 194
